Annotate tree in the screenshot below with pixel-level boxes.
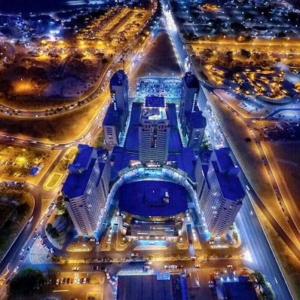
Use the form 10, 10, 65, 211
9, 268, 46, 297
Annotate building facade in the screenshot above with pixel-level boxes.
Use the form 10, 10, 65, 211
139, 103, 170, 164
110, 69, 129, 127
185, 107, 206, 149
103, 103, 121, 149
179, 72, 199, 125
63, 145, 111, 237
198, 148, 245, 236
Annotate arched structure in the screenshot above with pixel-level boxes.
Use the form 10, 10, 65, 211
96, 166, 210, 241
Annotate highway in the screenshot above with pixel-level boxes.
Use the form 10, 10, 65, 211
237, 191, 293, 300
205, 96, 295, 298
205, 98, 294, 298
0, 2, 296, 299
159, 4, 296, 297
211, 89, 300, 259
202, 89, 295, 298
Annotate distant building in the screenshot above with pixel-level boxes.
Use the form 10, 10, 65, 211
139, 97, 169, 164
117, 273, 190, 300
103, 103, 122, 149
215, 275, 258, 300
110, 69, 129, 115
199, 148, 245, 236
63, 145, 111, 237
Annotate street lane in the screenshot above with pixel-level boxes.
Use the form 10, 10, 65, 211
237, 193, 293, 300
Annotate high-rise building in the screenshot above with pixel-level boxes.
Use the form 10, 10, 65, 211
139, 97, 169, 164
179, 73, 205, 149
184, 105, 206, 149
103, 103, 122, 149
63, 145, 111, 237
179, 72, 199, 125
110, 70, 129, 113
199, 148, 245, 236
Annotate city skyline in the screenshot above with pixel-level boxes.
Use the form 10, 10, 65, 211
0, 0, 299, 299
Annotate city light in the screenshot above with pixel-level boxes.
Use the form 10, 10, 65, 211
0, 0, 298, 299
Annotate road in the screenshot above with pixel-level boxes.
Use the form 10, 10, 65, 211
0, 184, 41, 275
159, 4, 295, 297
237, 181, 293, 299
0, 5, 155, 120
0, 13, 159, 290
0, 150, 66, 278
202, 91, 295, 298
0, 3, 295, 300
211, 89, 300, 259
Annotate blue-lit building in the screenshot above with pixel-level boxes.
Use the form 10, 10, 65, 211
103, 103, 122, 149
110, 70, 129, 126
179, 72, 199, 125
198, 148, 245, 236
118, 180, 188, 219
183, 105, 206, 149
215, 276, 258, 300
104, 70, 129, 149
101, 75, 209, 243
139, 96, 170, 164
117, 273, 190, 300
179, 73, 206, 150
63, 145, 111, 237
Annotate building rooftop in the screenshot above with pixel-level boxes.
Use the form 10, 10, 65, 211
118, 180, 189, 217
183, 72, 199, 90
216, 276, 258, 300
141, 107, 167, 121
69, 144, 93, 173
211, 149, 245, 201
213, 162, 245, 201
124, 102, 183, 153
168, 147, 197, 180
103, 103, 122, 128
145, 95, 165, 108
186, 109, 207, 130
117, 274, 189, 300
110, 146, 138, 180
110, 70, 128, 87
63, 145, 107, 198
214, 148, 238, 174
